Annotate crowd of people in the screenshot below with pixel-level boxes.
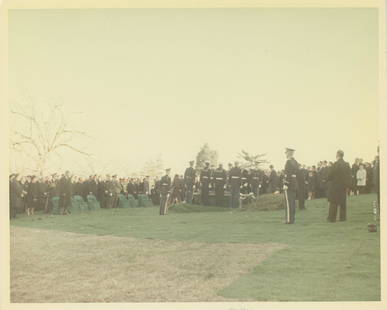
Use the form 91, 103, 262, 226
9, 152, 380, 219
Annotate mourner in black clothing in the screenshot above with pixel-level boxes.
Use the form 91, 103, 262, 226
306, 168, 317, 200
57, 171, 73, 215
327, 150, 351, 222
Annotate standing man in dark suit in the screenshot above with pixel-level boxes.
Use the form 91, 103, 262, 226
200, 162, 211, 205
184, 160, 196, 204
283, 148, 299, 224
213, 163, 227, 206
327, 150, 351, 222
57, 171, 73, 215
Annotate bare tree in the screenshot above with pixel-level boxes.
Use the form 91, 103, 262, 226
10, 102, 91, 176
238, 150, 268, 170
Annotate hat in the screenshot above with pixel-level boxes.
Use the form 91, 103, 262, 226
189, 160, 194, 164
285, 147, 295, 152
205, 161, 210, 165
166, 168, 171, 172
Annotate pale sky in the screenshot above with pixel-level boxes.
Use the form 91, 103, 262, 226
8, 8, 379, 176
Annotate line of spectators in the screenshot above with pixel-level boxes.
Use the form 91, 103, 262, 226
9, 155, 380, 218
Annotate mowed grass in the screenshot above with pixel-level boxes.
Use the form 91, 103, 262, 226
11, 194, 380, 301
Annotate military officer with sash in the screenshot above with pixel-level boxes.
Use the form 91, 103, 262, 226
159, 168, 172, 215
184, 160, 196, 204
213, 163, 227, 206
200, 162, 211, 205
283, 148, 299, 224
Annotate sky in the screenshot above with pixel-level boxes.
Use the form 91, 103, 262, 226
8, 8, 379, 176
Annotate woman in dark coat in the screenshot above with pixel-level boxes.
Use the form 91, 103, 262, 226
306, 169, 317, 200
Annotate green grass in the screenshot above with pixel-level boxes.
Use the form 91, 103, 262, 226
11, 194, 380, 301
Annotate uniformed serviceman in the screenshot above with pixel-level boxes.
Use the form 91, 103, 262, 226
184, 160, 196, 204
229, 161, 242, 209
249, 168, 261, 198
283, 148, 299, 224
200, 162, 211, 205
213, 164, 227, 206
159, 168, 172, 215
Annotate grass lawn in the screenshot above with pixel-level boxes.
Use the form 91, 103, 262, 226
10, 193, 380, 302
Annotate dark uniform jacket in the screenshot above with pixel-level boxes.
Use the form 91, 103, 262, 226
126, 182, 135, 195
200, 168, 212, 185
284, 157, 299, 192
160, 175, 172, 195
184, 167, 196, 186
213, 168, 227, 187
327, 158, 351, 204
249, 169, 261, 187
229, 167, 242, 187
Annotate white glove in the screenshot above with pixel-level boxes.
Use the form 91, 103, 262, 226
283, 185, 288, 190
